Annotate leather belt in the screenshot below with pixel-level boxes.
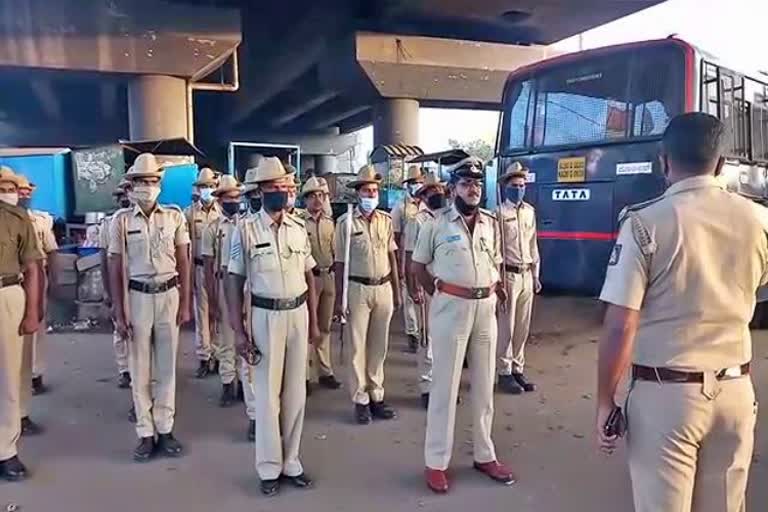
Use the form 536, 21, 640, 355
504, 264, 530, 274
436, 280, 496, 300
251, 291, 308, 311
194, 257, 205, 266
312, 267, 332, 276
128, 276, 179, 294
0, 274, 22, 288
349, 274, 391, 286
215, 269, 227, 279
632, 363, 751, 383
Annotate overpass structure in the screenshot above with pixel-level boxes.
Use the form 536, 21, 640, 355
0, 0, 665, 171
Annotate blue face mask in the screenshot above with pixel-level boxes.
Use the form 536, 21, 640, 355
505, 185, 525, 204
359, 196, 379, 214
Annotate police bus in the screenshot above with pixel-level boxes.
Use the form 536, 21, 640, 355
496, 37, 768, 296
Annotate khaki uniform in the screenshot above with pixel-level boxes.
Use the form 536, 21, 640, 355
413, 205, 501, 470
403, 209, 437, 394
0, 203, 42, 461
201, 214, 257, 420
391, 197, 425, 337
184, 202, 221, 363
600, 176, 767, 512
228, 209, 315, 480
335, 208, 396, 405
304, 211, 336, 380
497, 201, 539, 376
100, 214, 129, 375
109, 204, 190, 438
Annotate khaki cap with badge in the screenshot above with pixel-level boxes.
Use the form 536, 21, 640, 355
0, 165, 22, 187
300, 176, 330, 198
449, 156, 485, 179
16, 175, 35, 191
402, 165, 425, 184
249, 157, 294, 184
498, 162, 528, 185
194, 167, 218, 187
414, 172, 446, 197
125, 153, 165, 181
347, 164, 383, 189
213, 175, 241, 197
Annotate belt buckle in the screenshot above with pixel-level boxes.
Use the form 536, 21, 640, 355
720, 366, 741, 378
277, 298, 291, 309
472, 288, 484, 299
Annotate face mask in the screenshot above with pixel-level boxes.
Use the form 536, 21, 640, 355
426, 193, 446, 211
129, 185, 161, 206
286, 193, 297, 210
408, 182, 423, 197
0, 192, 19, 206
262, 191, 288, 213
359, 196, 379, 214
200, 188, 214, 204
505, 185, 525, 204
221, 202, 240, 217
119, 198, 131, 209
248, 196, 262, 213
454, 195, 478, 215
18, 197, 31, 209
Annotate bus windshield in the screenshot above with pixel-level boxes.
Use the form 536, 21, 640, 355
503, 44, 688, 152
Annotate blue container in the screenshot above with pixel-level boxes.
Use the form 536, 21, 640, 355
158, 163, 198, 210
0, 150, 71, 221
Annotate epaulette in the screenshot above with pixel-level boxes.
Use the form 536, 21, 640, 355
479, 208, 496, 219
618, 195, 665, 225
286, 211, 306, 227
162, 203, 183, 213
377, 210, 392, 218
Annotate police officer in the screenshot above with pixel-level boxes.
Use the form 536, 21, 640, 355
185, 167, 221, 378
301, 176, 341, 390
0, 166, 42, 481
496, 164, 541, 394
226, 157, 320, 496
404, 172, 447, 408
392, 165, 426, 353
101, 180, 133, 389
597, 113, 765, 512
412, 157, 515, 493
334, 165, 401, 424
108, 153, 192, 462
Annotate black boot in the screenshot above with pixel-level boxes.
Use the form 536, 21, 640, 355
117, 371, 131, 389
498, 374, 523, 395
281, 472, 314, 489
355, 404, 372, 425
407, 334, 419, 353
421, 393, 430, 410
21, 416, 44, 436
0, 455, 28, 481
195, 360, 211, 379
318, 375, 342, 390
157, 433, 184, 457
212, 359, 220, 375
237, 381, 245, 401
133, 437, 155, 462
370, 401, 397, 420
128, 406, 137, 423
31, 376, 48, 395
260, 478, 280, 496
513, 372, 536, 392
247, 420, 255, 442
219, 382, 236, 407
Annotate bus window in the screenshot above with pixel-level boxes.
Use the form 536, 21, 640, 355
506, 80, 534, 149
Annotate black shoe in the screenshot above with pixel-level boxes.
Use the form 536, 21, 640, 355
157, 433, 184, 457
133, 437, 155, 462
31, 376, 48, 395
421, 393, 430, 410
318, 375, 341, 390
498, 374, 523, 395
117, 372, 131, 389
212, 359, 220, 375
370, 401, 397, 420
237, 381, 245, 401
219, 382, 236, 407
282, 472, 314, 489
355, 404, 372, 425
306, 380, 314, 397
195, 360, 211, 379
261, 478, 280, 496
247, 420, 255, 442
407, 335, 419, 353
128, 406, 137, 423
0, 456, 28, 481
513, 373, 536, 392
20, 416, 44, 436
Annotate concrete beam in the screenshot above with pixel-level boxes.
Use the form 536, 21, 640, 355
30, 79, 61, 119
271, 89, 340, 128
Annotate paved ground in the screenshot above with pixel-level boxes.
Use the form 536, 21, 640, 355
3, 297, 766, 512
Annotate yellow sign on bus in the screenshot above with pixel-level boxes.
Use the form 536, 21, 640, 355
557, 157, 586, 182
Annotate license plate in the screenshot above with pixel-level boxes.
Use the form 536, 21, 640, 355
557, 157, 586, 182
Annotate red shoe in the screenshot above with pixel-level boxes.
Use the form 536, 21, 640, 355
473, 460, 516, 485
425, 468, 449, 494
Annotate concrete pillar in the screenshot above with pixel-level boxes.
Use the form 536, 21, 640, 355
314, 154, 337, 175
128, 75, 189, 140
373, 98, 419, 147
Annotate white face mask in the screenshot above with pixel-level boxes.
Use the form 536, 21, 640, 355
199, 188, 214, 204
0, 192, 19, 206
287, 192, 297, 209
408, 182, 423, 197
359, 196, 379, 214
129, 185, 160, 206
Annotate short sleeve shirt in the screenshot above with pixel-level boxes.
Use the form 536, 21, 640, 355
305, 212, 335, 270
500, 201, 539, 277
29, 210, 58, 257
0, 203, 43, 276
201, 215, 239, 269
185, 202, 221, 259
334, 208, 397, 280
391, 196, 425, 234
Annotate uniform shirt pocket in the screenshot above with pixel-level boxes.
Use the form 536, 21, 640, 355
249, 242, 278, 271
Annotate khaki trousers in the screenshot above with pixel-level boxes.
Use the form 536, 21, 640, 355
30, 320, 46, 378
401, 282, 419, 336
20, 334, 32, 418
113, 329, 129, 374
240, 358, 257, 421
417, 294, 432, 395
128, 287, 180, 438
250, 304, 308, 480
425, 292, 498, 470
193, 264, 216, 361
497, 270, 534, 375
215, 279, 236, 385
309, 271, 335, 380
0, 285, 24, 461
627, 376, 757, 512
345, 281, 394, 405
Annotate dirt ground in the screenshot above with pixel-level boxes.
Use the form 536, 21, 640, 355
3, 297, 766, 512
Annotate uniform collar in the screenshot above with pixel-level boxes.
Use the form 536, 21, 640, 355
355, 207, 379, 221
133, 203, 165, 218
447, 205, 487, 223
664, 175, 723, 196
258, 208, 297, 228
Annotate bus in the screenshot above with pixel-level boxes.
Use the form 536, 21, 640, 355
496, 37, 768, 296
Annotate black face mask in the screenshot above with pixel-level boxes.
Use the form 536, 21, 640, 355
262, 191, 288, 213
119, 198, 131, 209
221, 202, 240, 217
426, 193, 446, 211
248, 197, 262, 213
454, 195, 478, 215
17, 197, 30, 209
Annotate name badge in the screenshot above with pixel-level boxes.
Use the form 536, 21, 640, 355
445, 234, 461, 243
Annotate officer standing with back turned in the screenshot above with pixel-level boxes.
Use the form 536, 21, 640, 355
597, 113, 765, 512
